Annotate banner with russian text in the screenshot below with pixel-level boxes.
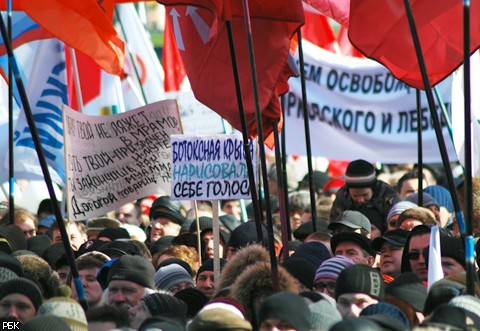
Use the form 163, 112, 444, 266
285, 40, 457, 163
63, 100, 182, 220
171, 135, 257, 200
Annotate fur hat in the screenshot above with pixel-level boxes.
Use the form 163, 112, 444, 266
335, 264, 385, 301
344, 159, 376, 188
85, 217, 120, 234
231, 262, 299, 323
0, 277, 43, 311
258, 292, 311, 331
107, 255, 155, 289
218, 244, 270, 291
37, 297, 87, 331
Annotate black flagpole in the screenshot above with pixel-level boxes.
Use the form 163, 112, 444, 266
241, 0, 279, 291
7, 5, 14, 224
297, 29, 317, 232
416, 89, 423, 206
0, 15, 88, 310
462, 0, 475, 295
224, 19, 263, 241
402, 0, 472, 293
280, 99, 292, 240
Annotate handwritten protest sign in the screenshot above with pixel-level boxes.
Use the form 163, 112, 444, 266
171, 135, 256, 200
63, 100, 182, 220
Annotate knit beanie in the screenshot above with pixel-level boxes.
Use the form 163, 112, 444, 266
344, 159, 376, 188
423, 277, 469, 315
314, 255, 354, 283
138, 316, 186, 331
309, 300, 342, 331
97, 227, 130, 241
0, 277, 42, 311
360, 302, 410, 330
157, 257, 194, 277
21, 315, 72, 331
386, 201, 418, 222
0, 224, 27, 254
440, 235, 465, 267
330, 317, 383, 331
281, 257, 316, 289
385, 272, 427, 312
189, 308, 252, 331
335, 264, 385, 301
449, 295, 480, 320
37, 297, 88, 331
196, 258, 227, 281
424, 185, 454, 212
107, 255, 155, 289
155, 264, 194, 291
258, 292, 311, 331
0, 253, 24, 284
404, 192, 440, 209
227, 220, 269, 249
142, 292, 188, 320
289, 241, 332, 270
27, 235, 52, 257
174, 288, 209, 317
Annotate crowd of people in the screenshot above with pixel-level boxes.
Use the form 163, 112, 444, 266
0, 158, 479, 330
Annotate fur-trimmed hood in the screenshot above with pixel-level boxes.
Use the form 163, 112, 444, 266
231, 261, 299, 324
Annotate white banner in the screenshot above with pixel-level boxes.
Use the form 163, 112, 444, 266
63, 100, 182, 220
171, 134, 256, 200
285, 41, 458, 163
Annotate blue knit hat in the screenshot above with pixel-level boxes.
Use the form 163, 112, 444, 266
424, 185, 454, 212
290, 241, 331, 270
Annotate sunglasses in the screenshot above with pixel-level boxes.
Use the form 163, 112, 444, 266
407, 248, 429, 260
313, 281, 336, 294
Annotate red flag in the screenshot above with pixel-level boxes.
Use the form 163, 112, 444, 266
348, 0, 480, 89
19, 0, 125, 76
158, 0, 304, 147
337, 26, 363, 58
302, 9, 336, 52
303, 0, 350, 27
163, 16, 186, 92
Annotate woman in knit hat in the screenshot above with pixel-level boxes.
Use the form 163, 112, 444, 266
0, 278, 43, 324
313, 255, 354, 298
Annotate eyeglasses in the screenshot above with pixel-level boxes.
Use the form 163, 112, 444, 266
313, 281, 336, 294
407, 251, 421, 260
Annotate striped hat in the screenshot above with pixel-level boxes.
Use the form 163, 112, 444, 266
314, 255, 354, 284
155, 264, 194, 292
344, 159, 376, 188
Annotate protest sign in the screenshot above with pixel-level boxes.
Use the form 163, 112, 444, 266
285, 40, 458, 163
63, 100, 182, 220
171, 135, 256, 200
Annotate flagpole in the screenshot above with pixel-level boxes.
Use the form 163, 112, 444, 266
273, 121, 290, 261
462, 0, 475, 295
402, 0, 472, 292
416, 89, 423, 206
7, 2, 14, 225
0, 15, 88, 310
241, 0, 279, 290
433, 87, 454, 142
68, 48, 85, 113
224, 19, 263, 238
297, 29, 317, 232
280, 98, 292, 240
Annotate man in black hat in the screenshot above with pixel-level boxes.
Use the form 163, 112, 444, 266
372, 229, 408, 279
148, 196, 187, 243
330, 159, 400, 224
331, 232, 376, 266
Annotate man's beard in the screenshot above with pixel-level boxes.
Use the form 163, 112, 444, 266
110, 301, 132, 311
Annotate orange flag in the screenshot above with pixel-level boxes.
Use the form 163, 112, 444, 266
158, 0, 304, 147
19, 0, 125, 76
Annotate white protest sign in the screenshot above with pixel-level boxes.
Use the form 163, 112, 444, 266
171, 135, 256, 200
285, 40, 458, 163
63, 100, 182, 220
165, 91, 227, 134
